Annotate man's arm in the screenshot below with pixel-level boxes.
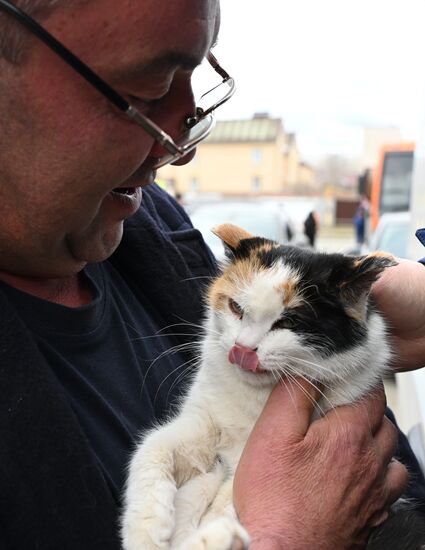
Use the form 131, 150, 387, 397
234, 379, 407, 549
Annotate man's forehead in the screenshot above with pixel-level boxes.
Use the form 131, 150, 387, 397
109, 17, 220, 83
50, 0, 220, 78
134, 0, 220, 63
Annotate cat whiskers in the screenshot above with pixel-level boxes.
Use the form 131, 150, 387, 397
140, 340, 200, 396
285, 370, 330, 417
288, 354, 348, 384
155, 321, 207, 336
267, 358, 335, 415
300, 333, 336, 355
296, 293, 319, 318
266, 352, 342, 387
130, 332, 201, 341
179, 275, 215, 283
270, 369, 299, 414
165, 358, 200, 404
153, 355, 201, 407
173, 316, 222, 338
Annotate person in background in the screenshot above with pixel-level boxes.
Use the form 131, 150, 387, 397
175, 191, 185, 206
303, 210, 318, 247
0, 1, 421, 548
353, 194, 371, 247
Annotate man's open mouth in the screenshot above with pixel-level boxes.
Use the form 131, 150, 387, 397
111, 187, 138, 196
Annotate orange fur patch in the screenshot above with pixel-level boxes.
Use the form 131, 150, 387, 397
208, 254, 263, 310
368, 251, 396, 261
276, 279, 301, 308
212, 223, 253, 250
256, 242, 276, 255
353, 251, 396, 270
345, 303, 367, 323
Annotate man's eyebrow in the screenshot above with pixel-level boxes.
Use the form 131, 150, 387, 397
110, 52, 202, 81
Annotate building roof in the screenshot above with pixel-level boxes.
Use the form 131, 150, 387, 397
205, 115, 284, 144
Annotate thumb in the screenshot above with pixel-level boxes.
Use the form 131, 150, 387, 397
258, 377, 322, 440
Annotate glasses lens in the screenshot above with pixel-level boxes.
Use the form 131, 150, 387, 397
154, 55, 234, 168
153, 114, 215, 169
198, 77, 235, 117
191, 55, 235, 113
191, 55, 221, 101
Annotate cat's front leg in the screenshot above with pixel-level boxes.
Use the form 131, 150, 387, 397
174, 478, 250, 550
122, 413, 218, 550
170, 461, 226, 547
122, 426, 178, 550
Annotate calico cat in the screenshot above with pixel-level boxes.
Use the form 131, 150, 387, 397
122, 223, 425, 550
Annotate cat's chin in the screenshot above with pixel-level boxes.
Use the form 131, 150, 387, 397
235, 366, 275, 387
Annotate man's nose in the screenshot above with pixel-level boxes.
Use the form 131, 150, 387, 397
171, 148, 197, 166
148, 76, 197, 165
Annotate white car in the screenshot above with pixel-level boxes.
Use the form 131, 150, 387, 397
344, 211, 411, 258
369, 211, 411, 258
190, 201, 293, 260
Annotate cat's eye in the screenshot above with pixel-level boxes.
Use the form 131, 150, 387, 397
272, 316, 296, 330
228, 298, 243, 319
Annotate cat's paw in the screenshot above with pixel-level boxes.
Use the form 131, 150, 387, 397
175, 516, 250, 550
122, 482, 176, 550
122, 523, 172, 550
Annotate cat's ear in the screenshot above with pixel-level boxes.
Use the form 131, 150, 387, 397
212, 223, 253, 256
338, 252, 398, 314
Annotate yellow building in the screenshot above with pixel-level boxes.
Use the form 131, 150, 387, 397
158, 114, 315, 196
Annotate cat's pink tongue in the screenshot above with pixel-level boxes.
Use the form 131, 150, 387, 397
228, 344, 260, 373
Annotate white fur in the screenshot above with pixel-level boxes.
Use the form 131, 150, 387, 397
122, 264, 391, 550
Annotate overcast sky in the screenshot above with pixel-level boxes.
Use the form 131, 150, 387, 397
206, 0, 425, 162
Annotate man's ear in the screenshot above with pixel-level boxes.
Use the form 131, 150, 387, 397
337, 252, 398, 316
212, 223, 253, 257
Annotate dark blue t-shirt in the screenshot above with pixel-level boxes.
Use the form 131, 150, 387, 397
0, 262, 190, 502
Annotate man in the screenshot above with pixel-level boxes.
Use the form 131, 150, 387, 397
0, 0, 420, 548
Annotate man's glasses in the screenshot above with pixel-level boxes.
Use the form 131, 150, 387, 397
0, 0, 235, 168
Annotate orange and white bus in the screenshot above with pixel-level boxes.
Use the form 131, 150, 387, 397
370, 142, 415, 230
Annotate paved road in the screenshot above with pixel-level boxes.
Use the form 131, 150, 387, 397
316, 224, 357, 254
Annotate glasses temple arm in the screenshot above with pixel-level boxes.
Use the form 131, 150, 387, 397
125, 106, 182, 155
207, 51, 231, 81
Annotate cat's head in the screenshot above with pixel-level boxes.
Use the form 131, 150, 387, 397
206, 223, 397, 388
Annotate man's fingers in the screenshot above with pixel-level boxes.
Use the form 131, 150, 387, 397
325, 384, 387, 435
383, 459, 409, 508
373, 416, 398, 467
260, 379, 387, 444
355, 384, 388, 436
260, 377, 322, 439
368, 510, 389, 528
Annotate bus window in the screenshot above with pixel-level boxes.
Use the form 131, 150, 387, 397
370, 142, 415, 230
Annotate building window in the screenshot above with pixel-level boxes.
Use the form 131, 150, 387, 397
189, 177, 200, 192
251, 176, 262, 192
252, 149, 262, 164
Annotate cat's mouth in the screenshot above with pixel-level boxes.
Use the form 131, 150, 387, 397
228, 345, 267, 374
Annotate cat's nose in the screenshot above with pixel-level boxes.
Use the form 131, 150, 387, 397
228, 344, 260, 373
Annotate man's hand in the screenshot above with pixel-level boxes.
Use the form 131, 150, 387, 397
233, 379, 408, 550
372, 259, 425, 372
